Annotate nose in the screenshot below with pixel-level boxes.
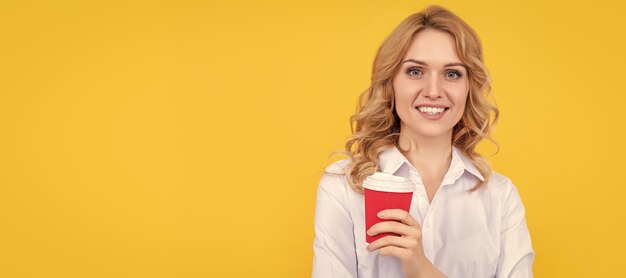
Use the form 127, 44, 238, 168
424, 74, 442, 99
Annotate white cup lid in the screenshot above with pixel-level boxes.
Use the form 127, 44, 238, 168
363, 172, 415, 193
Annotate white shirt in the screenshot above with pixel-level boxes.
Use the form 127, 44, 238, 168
312, 146, 534, 278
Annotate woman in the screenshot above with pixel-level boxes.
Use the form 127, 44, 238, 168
312, 5, 534, 278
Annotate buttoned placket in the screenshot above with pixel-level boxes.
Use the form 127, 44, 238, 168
406, 161, 466, 261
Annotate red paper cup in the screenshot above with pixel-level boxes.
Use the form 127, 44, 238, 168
364, 172, 415, 243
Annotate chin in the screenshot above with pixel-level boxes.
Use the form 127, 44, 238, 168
410, 125, 454, 139
419, 131, 450, 138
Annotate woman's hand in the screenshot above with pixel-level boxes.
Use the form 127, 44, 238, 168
366, 209, 447, 278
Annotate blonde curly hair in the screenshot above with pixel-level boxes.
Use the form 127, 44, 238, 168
333, 5, 499, 194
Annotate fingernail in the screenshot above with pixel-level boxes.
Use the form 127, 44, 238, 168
367, 229, 372, 236
377, 211, 385, 217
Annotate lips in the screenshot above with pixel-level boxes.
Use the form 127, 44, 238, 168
416, 106, 449, 114
415, 106, 448, 120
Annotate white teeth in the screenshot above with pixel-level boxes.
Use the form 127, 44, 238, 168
417, 106, 446, 114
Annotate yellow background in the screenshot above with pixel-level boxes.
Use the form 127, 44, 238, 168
1, 0, 625, 277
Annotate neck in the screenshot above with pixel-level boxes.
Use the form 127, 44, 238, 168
397, 128, 453, 172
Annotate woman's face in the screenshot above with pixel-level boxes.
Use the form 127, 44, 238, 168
393, 28, 469, 141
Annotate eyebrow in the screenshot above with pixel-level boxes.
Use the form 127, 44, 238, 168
402, 59, 467, 68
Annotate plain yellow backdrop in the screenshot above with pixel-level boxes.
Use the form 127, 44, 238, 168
1, 0, 625, 277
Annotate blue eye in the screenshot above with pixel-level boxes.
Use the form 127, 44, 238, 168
445, 70, 462, 79
407, 67, 423, 77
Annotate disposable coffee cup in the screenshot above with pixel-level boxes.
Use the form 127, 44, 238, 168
363, 172, 415, 243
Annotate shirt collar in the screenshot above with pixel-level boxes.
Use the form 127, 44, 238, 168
378, 145, 485, 182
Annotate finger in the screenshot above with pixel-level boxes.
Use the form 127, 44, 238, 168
366, 234, 417, 252
379, 245, 409, 258
378, 209, 420, 228
368, 220, 417, 238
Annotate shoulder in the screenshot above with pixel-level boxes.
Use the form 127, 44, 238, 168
488, 171, 515, 192
319, 158, 351, 189
487, 170, 526, 209
323, 158, 352, 175
315, 158, 356, 213
317, 158, 353, 198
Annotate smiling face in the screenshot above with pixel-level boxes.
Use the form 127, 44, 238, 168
392, 28, 470, 142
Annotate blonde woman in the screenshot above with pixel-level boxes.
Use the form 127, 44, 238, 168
312, 5, 534, 278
